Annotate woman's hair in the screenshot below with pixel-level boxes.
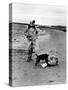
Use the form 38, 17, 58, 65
32, 20, 35, 24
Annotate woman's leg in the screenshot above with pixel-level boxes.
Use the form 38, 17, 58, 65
27, 42, 33, 62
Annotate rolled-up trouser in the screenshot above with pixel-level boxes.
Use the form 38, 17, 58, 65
27, 40, 35, 61
27, 39, 39, 61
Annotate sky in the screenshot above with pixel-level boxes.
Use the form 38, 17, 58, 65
12, 3, 66, 26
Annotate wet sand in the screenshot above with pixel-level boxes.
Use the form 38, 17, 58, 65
11, 24, 66, 86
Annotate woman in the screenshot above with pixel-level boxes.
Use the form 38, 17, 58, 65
24, 20, 38, 62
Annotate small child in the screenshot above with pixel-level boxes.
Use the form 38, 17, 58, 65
48, 50, 59, 66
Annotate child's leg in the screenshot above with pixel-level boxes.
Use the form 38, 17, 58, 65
35, 58, 40, 66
